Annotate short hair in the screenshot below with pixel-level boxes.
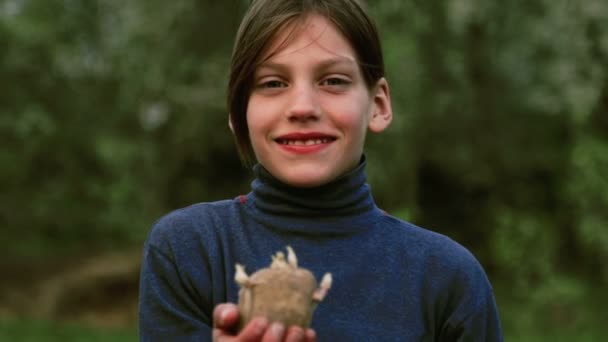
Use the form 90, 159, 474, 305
227, 0, 385, 166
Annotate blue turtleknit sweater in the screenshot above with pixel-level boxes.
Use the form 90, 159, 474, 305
138, 160, 503, 341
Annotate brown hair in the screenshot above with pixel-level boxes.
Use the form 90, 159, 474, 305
228, 0, 385, 166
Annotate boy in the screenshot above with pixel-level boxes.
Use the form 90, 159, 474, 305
139, 1, 503, 341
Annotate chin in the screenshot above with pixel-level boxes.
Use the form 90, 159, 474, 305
278, 168, 336, 188
288, 179, 328, 188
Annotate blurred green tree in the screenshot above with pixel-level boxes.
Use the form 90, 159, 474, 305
1, 2, 606, 330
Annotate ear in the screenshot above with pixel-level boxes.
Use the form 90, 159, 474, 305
368, 77, 393, 133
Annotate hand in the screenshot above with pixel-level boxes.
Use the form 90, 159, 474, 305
212, 303, 316, 342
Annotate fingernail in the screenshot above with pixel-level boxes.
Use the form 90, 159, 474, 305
292, 326, 304, 339
253, 317, 269, 334
219, 308, 229, 326
306, 329, 316, 339
271, 322, 285, 339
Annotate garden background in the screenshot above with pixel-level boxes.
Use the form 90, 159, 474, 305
1, 0, 607, 340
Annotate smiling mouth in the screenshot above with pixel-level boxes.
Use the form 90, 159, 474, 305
276, 137, 335, 146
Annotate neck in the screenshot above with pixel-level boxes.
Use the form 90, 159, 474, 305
243, 156, 380, 234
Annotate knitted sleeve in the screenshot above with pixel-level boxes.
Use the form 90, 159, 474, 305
138, 214, 214, 342
437, 244, 504, 342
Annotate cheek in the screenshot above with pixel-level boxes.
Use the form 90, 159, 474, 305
247, 118, 264, 146
246, 105, 275, 160
246, 99, 265, 135
247, 95, 279, 126
328, 100, 371, 133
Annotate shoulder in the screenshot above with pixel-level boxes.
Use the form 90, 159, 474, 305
367, 212, 503, 338
379, 213, 490, 291
145, 199, 238, 252
386, 219, 501, 337
381, 214, 480, 264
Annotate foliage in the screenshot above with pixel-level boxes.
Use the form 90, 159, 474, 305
1, 0, 248, 256
1, 0, 607, 338
370, 0, 608, 289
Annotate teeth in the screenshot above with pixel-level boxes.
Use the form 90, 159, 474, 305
279, 138, 332, 145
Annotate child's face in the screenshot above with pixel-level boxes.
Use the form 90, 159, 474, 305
247, 14, 391, 188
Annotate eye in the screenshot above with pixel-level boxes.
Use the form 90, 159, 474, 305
260, 80, 287, 88
320, 77, 350, 87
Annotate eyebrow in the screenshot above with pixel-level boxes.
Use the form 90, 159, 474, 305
257, 56, 357, 73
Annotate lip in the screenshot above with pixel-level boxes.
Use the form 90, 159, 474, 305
274, 131, 336, 154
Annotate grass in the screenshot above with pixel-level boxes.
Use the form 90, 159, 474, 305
0, 319, 138, 342
1, 281, 606, 341
2, 306, 605, 342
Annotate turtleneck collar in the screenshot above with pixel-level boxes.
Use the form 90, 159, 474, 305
243, 156, 382, 235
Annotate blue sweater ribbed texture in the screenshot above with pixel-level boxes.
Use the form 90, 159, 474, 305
138, 159, 503, 341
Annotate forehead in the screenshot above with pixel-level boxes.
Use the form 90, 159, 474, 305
260, 14, 357, 64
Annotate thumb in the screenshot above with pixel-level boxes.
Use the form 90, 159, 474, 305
213, 303, 240, 330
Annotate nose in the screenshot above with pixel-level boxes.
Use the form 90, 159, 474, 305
287, 84, 321, 122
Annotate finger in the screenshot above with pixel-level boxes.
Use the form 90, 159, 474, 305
238, 317, 270, 342
260, 322, 286, 342
304, 329, 316, 342
212, 326, 233, 341
213, 303, 239, 329
284, 326, 305, 342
